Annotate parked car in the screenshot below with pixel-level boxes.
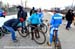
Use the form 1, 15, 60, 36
0, 8, 6, 18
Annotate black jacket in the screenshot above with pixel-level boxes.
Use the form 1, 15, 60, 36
4, 19, 19, 30
66, 11, 74, 21
17, 9, 27, 20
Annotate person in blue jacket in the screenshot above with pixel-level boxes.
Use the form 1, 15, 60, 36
47, 9, 62, 46
3, 18, 24, 42
37, 8, 43, 24
28, 10, 40, 40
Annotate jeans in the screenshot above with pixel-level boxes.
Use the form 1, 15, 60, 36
3, 25, 16, 40
66, 21, 72, 29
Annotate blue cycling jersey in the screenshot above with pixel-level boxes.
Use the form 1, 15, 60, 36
50, 13, 62, 28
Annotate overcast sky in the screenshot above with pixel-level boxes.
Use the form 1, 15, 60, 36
0, 0, 75, 9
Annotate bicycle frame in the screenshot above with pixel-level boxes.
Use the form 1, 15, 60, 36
31, 26, 39, 33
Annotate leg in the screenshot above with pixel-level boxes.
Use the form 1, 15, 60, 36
3, 26, 16, 40
69, 21, 72, 28
66, 21, 69, 29
35, 25, 40, 38
23, 21, 26, 27
31, 25, 34, 40
66, 21, 70, 30
50, 34, 53, 44
21, 22, 24, 33
47, 27, 54, 46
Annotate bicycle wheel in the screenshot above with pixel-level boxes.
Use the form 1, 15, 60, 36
0, 31, 2, 37
52, 38, 57, 49
34, 31, 46, 44
18, 26, 30, 37
53, 38, 62, 49
2, 28, 9, 34
56, 38, 62, 49
41, 23, 47, 34
0, 28, 5, 38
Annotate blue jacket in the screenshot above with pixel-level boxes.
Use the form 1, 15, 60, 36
38, 12, 43, 19
29, 13, 40, 24
50, 13, 62, 28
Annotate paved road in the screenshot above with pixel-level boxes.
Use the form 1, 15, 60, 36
0, 12, 75, 49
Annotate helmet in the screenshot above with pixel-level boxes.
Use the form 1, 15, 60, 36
54, 8, 60, 13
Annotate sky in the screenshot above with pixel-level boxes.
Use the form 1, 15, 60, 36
0, 0, 75, 9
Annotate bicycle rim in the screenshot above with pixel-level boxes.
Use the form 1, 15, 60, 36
34, 32, 46, 44
3, 28, 9, 34
0, 29, 4, 38
41, 24, 47, 33
18, 27, 30, 37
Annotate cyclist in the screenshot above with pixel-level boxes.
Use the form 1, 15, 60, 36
47, 9, 62, 46
3, 18, 24, 42
28, 10, 40, 40
37, 8, 44, 24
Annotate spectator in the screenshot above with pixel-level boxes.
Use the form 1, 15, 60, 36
3, 18, 23, 42
30, 7, 36, 16
17, 5, 27, 28
17, 5, 27, 20
65, 9, 74, 30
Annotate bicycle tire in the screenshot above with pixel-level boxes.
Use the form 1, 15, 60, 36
34, 31, 46, 44
57, 38, 62, 49
18, 27, 30, 37
2, 28, 9, 34
41, 23, 47, 34
53, 30, 58, 49
53, 38, 62, 49
0, 28, 5, 38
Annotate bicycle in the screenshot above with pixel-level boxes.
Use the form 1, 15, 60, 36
53, 29, 62, 49
0, 27, 9, 38
39, 19, 48, 34
0, 27, 4, 38
18, 24, 46, 44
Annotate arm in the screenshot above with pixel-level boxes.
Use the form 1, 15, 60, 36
28, 14, 33, 24
50, 16, 54, 25
41, 13, 44, 18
